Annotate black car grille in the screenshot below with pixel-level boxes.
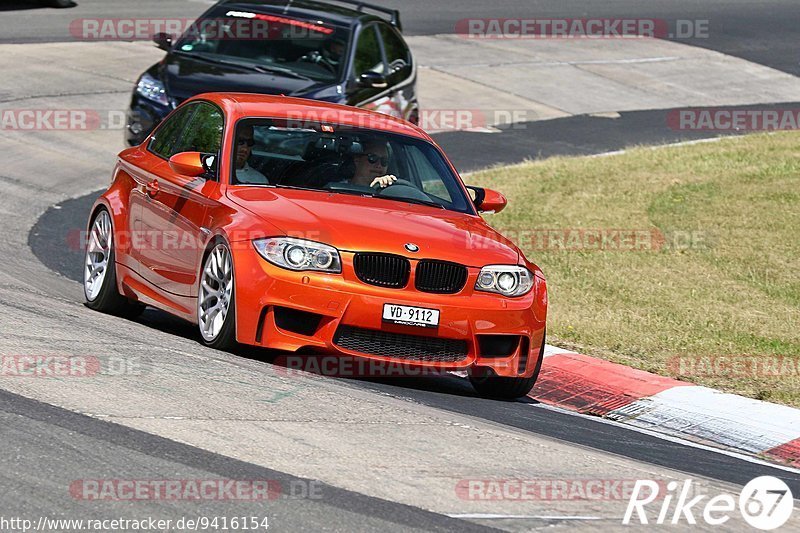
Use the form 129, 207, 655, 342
353, 253, 410, 288
415, 260, 468, 294
334, 325, 468, 363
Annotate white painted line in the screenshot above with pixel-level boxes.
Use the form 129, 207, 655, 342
447, 513, 602, 520
589, 135, 730, 158
531, 402, 800, 475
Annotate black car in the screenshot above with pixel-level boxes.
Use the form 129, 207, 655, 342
126, 0, 417, 145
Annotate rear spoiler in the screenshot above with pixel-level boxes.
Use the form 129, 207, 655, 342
309, 0, 402, 31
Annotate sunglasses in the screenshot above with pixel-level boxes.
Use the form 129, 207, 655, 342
361, 153, 388, 166
237, 138, 255, 147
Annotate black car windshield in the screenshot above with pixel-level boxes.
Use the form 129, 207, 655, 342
173, 6, 349, 83
231, 118, 474, 214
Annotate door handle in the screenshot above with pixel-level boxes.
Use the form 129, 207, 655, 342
145, 179, 160, 198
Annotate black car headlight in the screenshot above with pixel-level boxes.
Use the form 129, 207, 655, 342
475, 265, 534, 297
136, 73, 169, 106
253, 238, 341, 273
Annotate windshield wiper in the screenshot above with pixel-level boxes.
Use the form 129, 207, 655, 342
174, 50, 256, 71
379, 196, 446, 209
270, 184, 317, 191
255, 64, 313, 81
174, 51, 312, 80
326, 187, 447, 209
324, 188, 374, 198
271, 185, 446, 209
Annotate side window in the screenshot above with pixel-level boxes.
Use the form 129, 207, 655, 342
404, 145, 453, 203
378, 24, 409, 71
148, 105, 195, 158
172, 103, 224, 156
353, 25, 384, 76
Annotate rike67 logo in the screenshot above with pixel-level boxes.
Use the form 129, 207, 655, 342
624, 476, 794, 530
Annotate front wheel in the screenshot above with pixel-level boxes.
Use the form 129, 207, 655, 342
469, 332, 545, 399
83, 208, 145, 318
198, 241, 237, 351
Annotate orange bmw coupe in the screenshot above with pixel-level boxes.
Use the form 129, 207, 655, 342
84, 93, 547, 398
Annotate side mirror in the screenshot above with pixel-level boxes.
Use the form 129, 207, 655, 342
153, 32, 173, 51
169, 152, 215, 178
467, 186, 507, 214
358, 71, 388, 89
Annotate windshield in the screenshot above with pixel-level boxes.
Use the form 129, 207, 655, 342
173, 7, 349, 83
230, 118, 474, 214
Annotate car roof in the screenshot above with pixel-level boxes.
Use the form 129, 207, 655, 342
216, 0, 389, 29
190, 92, 430, 140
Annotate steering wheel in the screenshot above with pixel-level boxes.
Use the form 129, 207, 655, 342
298, 51, 320, 63
374, 178, 433, 202
298, 51, 337, 73
373, 178, 415, 190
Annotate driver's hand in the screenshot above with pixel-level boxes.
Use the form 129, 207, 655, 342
369, 175, 397, 188
300, 51, 321, 63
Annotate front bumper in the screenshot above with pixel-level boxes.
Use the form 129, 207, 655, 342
233, 246, 547, 378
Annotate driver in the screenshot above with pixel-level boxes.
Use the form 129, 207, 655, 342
350, 140, 398, 189
301, 38, 345, 73
234, 124, 269, 185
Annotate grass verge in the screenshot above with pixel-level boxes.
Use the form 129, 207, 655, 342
468, 133, 800, 406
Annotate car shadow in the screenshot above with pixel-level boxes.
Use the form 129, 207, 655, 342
121, 306, 520, 402
0, 1, 75, 10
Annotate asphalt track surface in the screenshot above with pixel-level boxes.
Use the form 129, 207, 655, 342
4, 0, 799, 169
2, 388, 497, 532
3, 0, 800, 79
6, 0, 800, 530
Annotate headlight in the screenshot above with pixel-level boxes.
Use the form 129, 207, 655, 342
475, 265, 533, 297
136, 73, 169, 106
253, 237, 341, 273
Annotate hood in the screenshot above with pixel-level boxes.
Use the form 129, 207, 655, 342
227, 187, 520, 266
162, 53, 322, 103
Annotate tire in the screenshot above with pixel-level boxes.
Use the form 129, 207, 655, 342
83, 208, 145, 318
197, 240, 237, 351
469, 331, 545, 400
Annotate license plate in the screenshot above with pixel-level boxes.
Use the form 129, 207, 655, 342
382, 304, 440, 328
